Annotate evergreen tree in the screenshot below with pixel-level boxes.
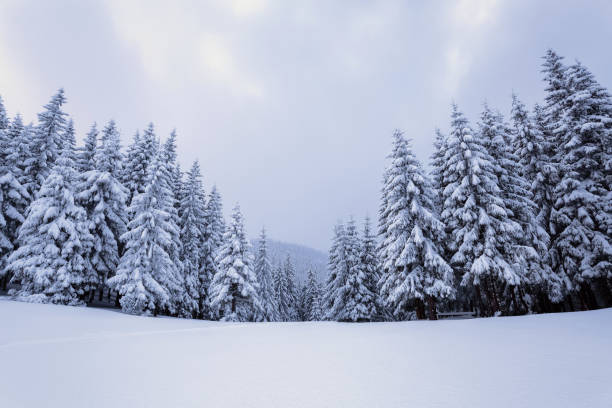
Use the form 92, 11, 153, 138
0, 111, 30, 290
379, 131, 454, 320
122, 124, 158, 207
549, 60, 612, 308
341, 217, 377, 322
273, 259, 290, 321
107, 152, 182, 315
208, 204, 261, 322
284, 254, 298, 320
440, 105, 520, 316
26, 89, 68, 196
178, 161, 206, 318
4, 115, 31, 191
430, 128, 448, 210
511, 96, 565, 307
479, 104, 554, 313
0, 95, 8, 131
77, 123, 98, 173
254, 228, 279, 321
304, 268, 322, 321
75, 120, 128, 301
7, 144, 92, 305
360, 216, 381, 318
323, 222, 348, 320
199, 185, 225, 318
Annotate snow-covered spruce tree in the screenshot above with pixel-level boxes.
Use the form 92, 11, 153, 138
254, 228, 279, 321
360, 216, 381, 319
7, 142, 93, 305
440, 105, 521, 316
284, 254, 299, 320
198, 185, 225, 318
208, 204, 262, 322
273, 259, 290, 321
338, 217, 377, 322
75, 120, 128, 301
77, 123, 98, 173
25, 89, 68, 197
511, 96, 565, 309
107, 152, 183, 316
378, 131, 454, 320
430, 128, 448, 210
4, 115, 32, 192
549, 60, 612, 309
305, 268, 322, 320
122, 124, 158, 207
0, 111, 30, 290
323, 222, 347, 320
178, 160, 207, 318
478, 104, 556, 313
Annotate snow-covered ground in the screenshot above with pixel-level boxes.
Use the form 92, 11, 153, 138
1, 299, 610, 408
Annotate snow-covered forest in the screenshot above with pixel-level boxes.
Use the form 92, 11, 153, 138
0, 49, 610, 322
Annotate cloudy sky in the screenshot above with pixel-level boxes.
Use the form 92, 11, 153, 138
1, 0, 611, 250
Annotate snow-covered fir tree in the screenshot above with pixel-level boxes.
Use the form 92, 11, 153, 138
122, 124, 158, 207
178, 160, 206, 318
77, 123, 98, 173
360, 216, 381, 319
208, 204, 261, 322
254, 228, 279, 321
107, 152, 182, 315
304, 268, 322, 321
378, 131, 454, 320
323, 222, 347, 320
273, 259, 290, 321
198, 185, 225, 318
549, 60, 612, 308
0, 109, 30, 290
26, 89, 68, 197
7, 142, 93, 305
283, 254, 298, 320
75, 120, 128, 300
339, 217, 377, 322
4, 115, 31, 192
440, 105, 521, 316
478, 104, 557, 313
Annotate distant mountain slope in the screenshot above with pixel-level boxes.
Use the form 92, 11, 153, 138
251, 239, 328, 285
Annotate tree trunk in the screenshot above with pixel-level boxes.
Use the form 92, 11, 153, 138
415, 298, 425, 320
426, 296, 437, 320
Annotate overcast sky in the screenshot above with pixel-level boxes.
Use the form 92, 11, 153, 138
1, 0, 611, 251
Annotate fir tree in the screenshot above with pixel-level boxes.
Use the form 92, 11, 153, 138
549, 60, 612, 308
208, 204, 261, 322
479, 104, 554, 313
284, 254, 298, 320
26, 89, 68, 196
341, 217, 377, 322
7, 143, 92, 305
305, 268, 322, 321
75, 120, 128, 301
77, 123, 98, 173
108, 152, 182, 315
199, 185, 225, 318
273, 259, 290, 321
360, 216, 381, 319
178, 161, 206, 318
0, 112, 30, 290
254, 228, 279, 321
379, 131, 454, 320
122, 124, 158, 207
323, 222, 347, 320
440, 105, 520, 316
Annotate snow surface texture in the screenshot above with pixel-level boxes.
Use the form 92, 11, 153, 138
1, 299, 610, 408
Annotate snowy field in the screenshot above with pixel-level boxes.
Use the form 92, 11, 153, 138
1, 299, 611, 408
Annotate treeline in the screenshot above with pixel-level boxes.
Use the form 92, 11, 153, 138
323, 49, 611, 321
0, 90, 318, 321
